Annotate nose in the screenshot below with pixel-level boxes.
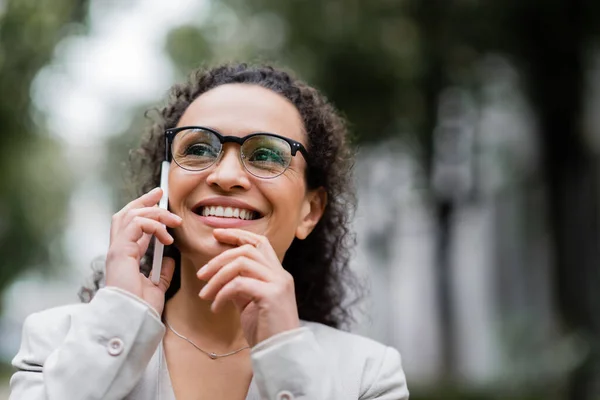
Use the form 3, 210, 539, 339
205, 144, 251, 191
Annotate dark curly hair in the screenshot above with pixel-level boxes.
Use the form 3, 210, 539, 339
82, 63, 358, 329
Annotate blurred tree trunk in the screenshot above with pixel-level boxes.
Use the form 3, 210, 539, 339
507, 1, 600, 398
414, 0, 600, 393
410, 0, 458, 383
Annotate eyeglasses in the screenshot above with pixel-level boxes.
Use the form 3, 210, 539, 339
165, 126, 310, 179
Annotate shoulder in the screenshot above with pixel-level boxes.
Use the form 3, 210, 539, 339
302, 320, 390, 357
301, 321, 409, 397
13, 287, 162, 368
11, 289, 166, 399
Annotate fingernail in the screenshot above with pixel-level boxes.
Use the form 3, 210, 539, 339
197, 265, 207, 276
150, 187, 161, 194
174, 214, 183, 222
199, 286, 207, 297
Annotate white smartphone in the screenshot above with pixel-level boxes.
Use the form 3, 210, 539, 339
151, 160, 170, 284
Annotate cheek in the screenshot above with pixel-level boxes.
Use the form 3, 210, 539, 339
266, 188, 307, 255
168, 170, 203, 208
268, 183, 305, 218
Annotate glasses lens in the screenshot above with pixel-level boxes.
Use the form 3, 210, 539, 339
242, 135, 292, 178
171, 128, 221, 171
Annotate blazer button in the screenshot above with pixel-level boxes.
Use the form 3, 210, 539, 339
107, 338, 124, 356
277, 391, 294, 400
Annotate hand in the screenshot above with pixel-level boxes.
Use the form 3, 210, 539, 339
105, 187, 183, 315
197, 228, 300, 347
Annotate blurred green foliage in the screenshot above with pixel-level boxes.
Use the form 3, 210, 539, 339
164, 0, 425, 146
0, 0, 87, 308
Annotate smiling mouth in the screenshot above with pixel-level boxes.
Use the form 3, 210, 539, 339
194, 206, 262, 221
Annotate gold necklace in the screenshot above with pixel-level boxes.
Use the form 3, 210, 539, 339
164, 318, 250, 360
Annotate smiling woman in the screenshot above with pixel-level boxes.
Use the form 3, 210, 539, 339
8, 64, 409, 400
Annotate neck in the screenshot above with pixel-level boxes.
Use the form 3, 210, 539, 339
164, 255, 247, 351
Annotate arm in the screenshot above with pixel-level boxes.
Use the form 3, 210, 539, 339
250, 328, 409, 400
9, 287, 165, 400
9, 188, 180, 400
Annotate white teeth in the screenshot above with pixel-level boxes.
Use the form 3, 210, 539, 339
201, 206, 257, 220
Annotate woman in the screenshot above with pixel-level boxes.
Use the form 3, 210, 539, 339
9, 64, 409, 400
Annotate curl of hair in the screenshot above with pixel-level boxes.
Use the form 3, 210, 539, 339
80, 63, 358, 329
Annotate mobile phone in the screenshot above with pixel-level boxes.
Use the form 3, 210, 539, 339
151, 160, 170, 284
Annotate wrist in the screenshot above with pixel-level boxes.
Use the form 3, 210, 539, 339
104, 286, 162, 319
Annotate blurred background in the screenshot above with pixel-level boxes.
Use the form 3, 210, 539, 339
1, 0, 600, 398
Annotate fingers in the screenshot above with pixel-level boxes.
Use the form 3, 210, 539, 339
197, 244, 267, 281
137, 233, 152, 258
212, 228, 279, 262
157, 257, 176, 293
124, 206, 182, 227
211, 276, 266, 313
106, 187, 177, 315
111, 188, 181, 241
129, 209, 180, 257
199, 256, 271, 300
113, 206, 181, 239
112, 188, 162, 233
198, 231, 294, 316
123, 187, 163, 212
123, 216, 174, 246
212, 228, 265, 247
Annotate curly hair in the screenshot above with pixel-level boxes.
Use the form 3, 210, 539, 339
82, 63, 358, 329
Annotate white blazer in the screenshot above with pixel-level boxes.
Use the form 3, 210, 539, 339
9, 287, 409, 400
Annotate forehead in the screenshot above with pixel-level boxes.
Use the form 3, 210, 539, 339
177, 83, 305, 143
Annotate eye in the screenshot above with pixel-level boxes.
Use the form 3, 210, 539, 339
248, 148, 287, 165
185, 143, 218, 157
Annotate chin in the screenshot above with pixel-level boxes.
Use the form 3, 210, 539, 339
197, 237, 235, 258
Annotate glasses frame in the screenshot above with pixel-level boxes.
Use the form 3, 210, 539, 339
164, 126, 310, 178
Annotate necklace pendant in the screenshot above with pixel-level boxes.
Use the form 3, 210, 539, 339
208, 352, 218, 360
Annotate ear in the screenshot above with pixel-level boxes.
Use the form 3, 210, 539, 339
295, 187, 327, 240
